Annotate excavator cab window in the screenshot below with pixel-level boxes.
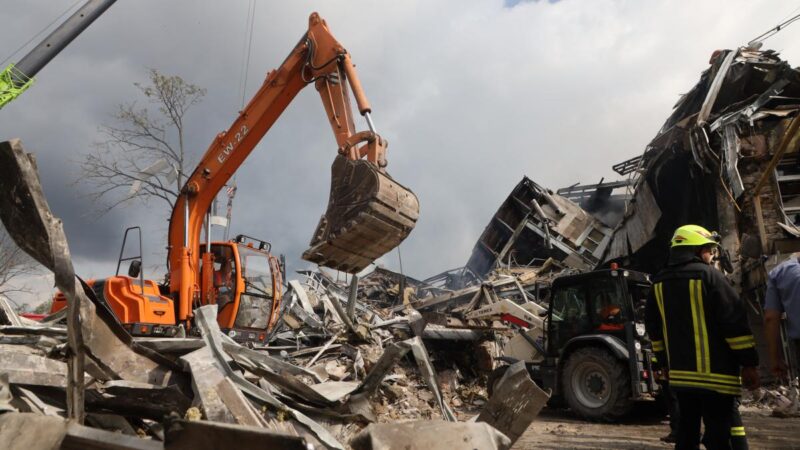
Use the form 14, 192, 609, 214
203, 245, 238, 312
235, 245, 275, 329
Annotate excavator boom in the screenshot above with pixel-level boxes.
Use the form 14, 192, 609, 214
168, 13, 419, 323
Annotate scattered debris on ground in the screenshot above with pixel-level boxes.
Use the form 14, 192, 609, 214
0, 138, 550, 449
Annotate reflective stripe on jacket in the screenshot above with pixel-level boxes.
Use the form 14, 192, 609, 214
645, 251, 758, 395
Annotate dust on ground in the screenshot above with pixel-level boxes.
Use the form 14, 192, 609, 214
513, 405, 800, 449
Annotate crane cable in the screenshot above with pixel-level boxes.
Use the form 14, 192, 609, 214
0, 0, 84, 67
238, 0, 257, 110
224, 0, 256, 241
748, 8, 800, 46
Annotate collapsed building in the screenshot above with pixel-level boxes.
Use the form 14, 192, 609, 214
408, 46, 800, 391
600, 46, 800, 376
428, 177, 616, 291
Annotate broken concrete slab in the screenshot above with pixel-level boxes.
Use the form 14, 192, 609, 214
164, 418, 309, 450
308, 381, 360, 403
477, 361, 549, 445
90, 380, 191, 420
350, 420, 511, 450
0, 139, 87, 422
193, 306, 345, 450
180, 346, 238, 424
0, 350, 86, 388
0, 412, 163, 450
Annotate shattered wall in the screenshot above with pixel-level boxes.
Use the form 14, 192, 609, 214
464, 177, 612, 282
601, 46, 800, 377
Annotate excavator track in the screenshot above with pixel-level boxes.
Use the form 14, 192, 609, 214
303, 155, 419, 273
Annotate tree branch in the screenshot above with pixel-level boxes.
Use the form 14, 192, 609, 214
75, 69, 205, 218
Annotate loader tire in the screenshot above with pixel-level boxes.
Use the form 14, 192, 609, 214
562, 347, 632, 422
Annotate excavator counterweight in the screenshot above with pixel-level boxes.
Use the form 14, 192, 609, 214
304, 156, 419, 273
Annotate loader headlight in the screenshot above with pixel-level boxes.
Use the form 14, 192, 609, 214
228, 330, 237, 338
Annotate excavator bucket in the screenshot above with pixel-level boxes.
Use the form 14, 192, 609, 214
303, 155, 419, 273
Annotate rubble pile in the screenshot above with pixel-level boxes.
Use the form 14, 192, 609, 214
0, 265, 544, 450
742, 384, 800, 417
0, 139, 549, 450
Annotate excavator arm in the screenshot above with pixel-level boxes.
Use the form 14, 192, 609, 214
168, 13, 419, 323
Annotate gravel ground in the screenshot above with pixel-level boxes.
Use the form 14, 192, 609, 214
513, 405, 800, 449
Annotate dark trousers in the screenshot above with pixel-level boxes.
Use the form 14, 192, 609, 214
675, 390, 746, 450
667, 387, 747, 449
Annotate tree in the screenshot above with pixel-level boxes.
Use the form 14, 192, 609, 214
0, 228, 39, 298
32, 300, 52, 315
77, 69, 207, 214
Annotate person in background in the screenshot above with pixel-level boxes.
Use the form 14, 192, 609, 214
764, 253, 800, 381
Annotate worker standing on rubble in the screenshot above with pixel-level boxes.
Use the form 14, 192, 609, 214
764, 253, 800, 380
645, 225, 760, 450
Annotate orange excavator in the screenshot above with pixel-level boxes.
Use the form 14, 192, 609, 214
51, 12, 419, 343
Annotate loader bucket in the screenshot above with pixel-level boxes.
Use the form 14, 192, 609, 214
303, 155, 419, 273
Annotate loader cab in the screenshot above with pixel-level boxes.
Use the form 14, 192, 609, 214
545, 268, 649, 356
535, 267, 657, 421
199, 235, 283, 344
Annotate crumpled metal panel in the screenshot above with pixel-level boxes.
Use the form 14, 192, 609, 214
0, 139, 184, 423
164, 419, 310, 450
193, 306, 345, 450
477, 361, 549, 445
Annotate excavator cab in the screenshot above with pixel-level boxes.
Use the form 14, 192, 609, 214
199, 236, 283, 343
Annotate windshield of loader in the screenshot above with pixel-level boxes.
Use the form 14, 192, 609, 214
588, 277, 627, 331
628, 282, 651, 323
235, 246, 275, 329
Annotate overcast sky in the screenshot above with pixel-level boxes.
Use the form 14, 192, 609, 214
2, 0, 800, 304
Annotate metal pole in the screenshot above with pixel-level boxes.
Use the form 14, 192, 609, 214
12, 0, 118, 85
184, 194, 189, 247
347, 274, 359, 322
206, 211, 212, 253
364, 112, 377, 134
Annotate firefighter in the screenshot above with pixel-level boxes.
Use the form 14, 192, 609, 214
645, 225, 760, 450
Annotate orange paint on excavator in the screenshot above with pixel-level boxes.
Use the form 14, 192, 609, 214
52, 13, 418, 342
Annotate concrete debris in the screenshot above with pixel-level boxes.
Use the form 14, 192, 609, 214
476, 361, 549, 445
0, 140, 547, 448
350, 420, 512, 450
743, 385, 800, 417
3, 45, 797, 449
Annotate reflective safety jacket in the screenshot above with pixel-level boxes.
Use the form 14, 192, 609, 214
645, 251, 758, 395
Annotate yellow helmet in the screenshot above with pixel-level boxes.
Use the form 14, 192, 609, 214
670, 225, 720, 248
